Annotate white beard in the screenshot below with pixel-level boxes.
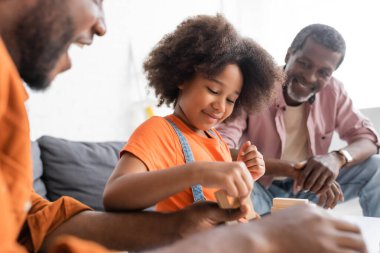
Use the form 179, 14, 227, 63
286, 79, 315, 103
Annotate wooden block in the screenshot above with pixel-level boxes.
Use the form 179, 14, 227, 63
272, 197, 309, 210
214, 190, 258, 220
215, 190, 240, 209
271, 207, 281, 213
242, 196, 258, 220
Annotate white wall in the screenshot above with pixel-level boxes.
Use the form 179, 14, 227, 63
26, 0, 380, 142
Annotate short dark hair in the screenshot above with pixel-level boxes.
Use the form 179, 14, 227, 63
144, 14, 283, 121
289, 24, 346, 68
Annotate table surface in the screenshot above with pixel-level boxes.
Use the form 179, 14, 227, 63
340, 215, 380, 253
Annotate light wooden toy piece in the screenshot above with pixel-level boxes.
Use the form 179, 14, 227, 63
214, 189, 258, 220
273, 197, 309, 207
242, 195, 257, 220
214, 189, 240, 209
271, 197, 309, 213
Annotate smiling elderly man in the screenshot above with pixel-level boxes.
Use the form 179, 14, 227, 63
217, 24, 380, 217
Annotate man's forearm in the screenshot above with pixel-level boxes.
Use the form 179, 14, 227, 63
147, 222, 267, 253
41, 210, 182, 252
151, 204, 366, 253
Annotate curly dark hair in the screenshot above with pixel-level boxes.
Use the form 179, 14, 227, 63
144, 14, 283, 121
289, 24, 346, 69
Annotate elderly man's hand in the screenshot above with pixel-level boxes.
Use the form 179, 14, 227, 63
294, 153, 343, 195
317, 180, 344, 209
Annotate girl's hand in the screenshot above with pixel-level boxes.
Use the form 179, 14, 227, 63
196, 161, 253, 199
237, 141, 265, 180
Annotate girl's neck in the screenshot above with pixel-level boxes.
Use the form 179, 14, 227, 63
173, 107, 209, 138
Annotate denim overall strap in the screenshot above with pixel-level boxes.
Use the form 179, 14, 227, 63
165, 118, 206, 202
207, 129, 220, 141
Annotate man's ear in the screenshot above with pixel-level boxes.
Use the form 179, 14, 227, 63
285, 48, 292, 64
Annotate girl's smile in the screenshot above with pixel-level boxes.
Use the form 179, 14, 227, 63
174, 64, 243, 135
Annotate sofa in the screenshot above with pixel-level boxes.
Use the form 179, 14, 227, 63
32, 136, 125, 211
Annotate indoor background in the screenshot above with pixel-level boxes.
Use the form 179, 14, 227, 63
26, 0, 380, 141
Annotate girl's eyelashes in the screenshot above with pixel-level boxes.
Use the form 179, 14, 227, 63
207, 87, 218, 95
207, 86, 237, 104
226, 98, 235, 104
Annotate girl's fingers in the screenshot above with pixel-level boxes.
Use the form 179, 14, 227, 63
240, 163, 254, 192
244, 157, 264, 168
225, 178, 239, 198
238, 141, 251, 158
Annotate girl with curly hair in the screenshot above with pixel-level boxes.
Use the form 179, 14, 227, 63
103, 14, 283, 215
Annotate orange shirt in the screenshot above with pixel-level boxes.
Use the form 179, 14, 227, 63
122, 114, 232, 212
0, 39, 103, 253
26, 193, 91, 251
0, 35, 31, 253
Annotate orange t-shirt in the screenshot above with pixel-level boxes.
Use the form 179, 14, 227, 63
26, 193, 92, 251
122, 114, 232, 212
0, 35, 32, 253
0, 38, 102, 253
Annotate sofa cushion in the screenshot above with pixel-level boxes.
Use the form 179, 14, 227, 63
32, 141, 48, 199
38, 135, 125, 211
